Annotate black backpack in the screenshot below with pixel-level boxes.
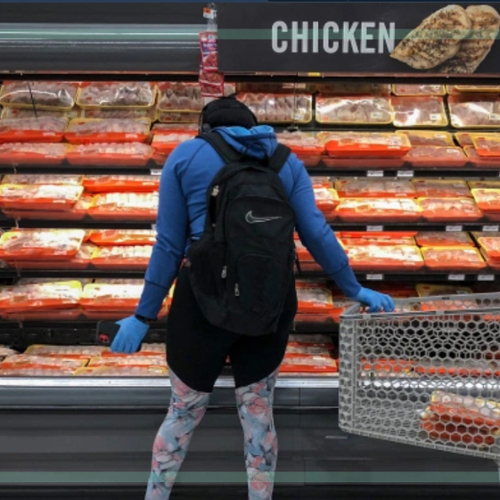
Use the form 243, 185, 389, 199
187, 132, 296, 336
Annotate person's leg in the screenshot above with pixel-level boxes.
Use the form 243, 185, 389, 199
145, 370, 210, 500
235, 369, 279, 500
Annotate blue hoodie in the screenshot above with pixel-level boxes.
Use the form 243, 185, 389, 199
136, 125, 361, 319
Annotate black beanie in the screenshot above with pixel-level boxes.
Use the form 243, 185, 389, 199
200, 95, 258, 131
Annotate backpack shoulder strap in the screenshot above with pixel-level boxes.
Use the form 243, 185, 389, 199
268, 144, 291, 174
198, 132, 242, 163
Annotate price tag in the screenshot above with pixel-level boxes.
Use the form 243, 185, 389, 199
446, 225, 463, 232
478, 274, 495, 282
367, 170, 384, 178
482, 225, 499, 232
367, 225, 384, 232
366, 274, 384, 281
490, 113, 500, 122
150, 169, 162, 176
430, 113, 442, 122
397, 170, 414, 178
448, 274, 465, 281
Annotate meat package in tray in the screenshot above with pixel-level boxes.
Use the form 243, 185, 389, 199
88, 354, 166, 368
345, 245, 424, 271
0, 143, 69, 165
239, 93, 313, 124
323, 132, 410, 158
25, 344, 108, 359
280, 356, 337, 374
88, 192, 158, 221
418, 198, 483, 222
296, 284, 335, 314
0, 81, 79, 110
67, 143, 154, 166
91, 245, 153, 270
464, 146, 500, 169
412, 179, 472, 198
1, 355, 87, 371
89, 229, 156, 246
151, 129, 198, 156
335, 198, 421, 222
80, 281, 146, 312
83, 175, 159, 193
0, 366, 77, 377
315, 95, 393, 125
392, 96, 448, 127
313, 188, 339, 218
0, 229, 85, 260
0, 184, 83, 210
1, 174, 82, 186
337, 231, 416, 246
415, 232, 474, 248
335, 179, 415, 198
421, 247, 487, 271
158, 82, 204, 113
396, 130, 454, 147
75, 366, 167, 377
275, 131, 324, 166
0, 117, 67, 143
471, 189, 500, 214
448, 94, 500, 129
77, 82, 157, 109
477, 236, 500, 262
404, 146, 467, 168
65, 118, 151, 144
469, 133, 500, 157
392, 85, 446, 97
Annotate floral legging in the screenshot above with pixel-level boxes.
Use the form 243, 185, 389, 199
145, 369, 279, 500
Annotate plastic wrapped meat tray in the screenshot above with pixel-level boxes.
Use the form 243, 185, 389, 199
421, 247, 487, 271
275, 131, 324, 166
2, 107, 80, 120
65, 118, 151, 144
294, 239, 314, 262
392, 84, 446, 96
91, 245, 153, 270
0, 81, 79, 110
337, 231, 416, 246
345, 245, 424, 271
67, 143, 154, 167
412, 179, 471, 198
415, 232, 474, 248
418, 198, 483, 222
324, 132, 410, 158
448, 95, 500, 128
471, 189, 500, 213
335, 198, 421, 222
470, 133, 500, 157
335, 179, 415, 198
89, 229, 156, 246
88, 192, 158, 221
0, 117, 67, 143
396, 130, 454, 147
404, 146, 467, 168
0, 184, 83, 210
158, 82, 204, 112
392, 96, 448, 128
83, 175, 159, 193
286, 343, 332, 356
296, 286, 335, 314
157, 111, 200, 124
2, 174, 82, 186
477, 236, 500, 260
240, 93, 313, 124
280, 356, 337, 374
75, 366, 167, 377
80, 282, 145, 311
313, 188, 339, 218
0, 230, 85, 260
452, 85, 500, 92
25, 344, 108, 358
315, 95, 393, 125
464, 146, 500, 169
0, 143, 69, 165
0, 366, 77, 377
1, 355, 87, 371
77, 82, 156, 109
152, 130, 198, 156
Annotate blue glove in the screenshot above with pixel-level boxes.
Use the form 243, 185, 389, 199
353, 287, 395, 313
110, 316, 150, 354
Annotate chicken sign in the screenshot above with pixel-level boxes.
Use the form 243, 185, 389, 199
218, 2, 500, 75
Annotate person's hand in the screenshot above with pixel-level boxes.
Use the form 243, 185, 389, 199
110, 316, 150, 354
352, 287, 395, 313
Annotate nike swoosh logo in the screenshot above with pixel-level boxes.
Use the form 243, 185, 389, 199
245, 211, 283, 224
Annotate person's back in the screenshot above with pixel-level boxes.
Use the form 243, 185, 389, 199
109, 96, 394, 500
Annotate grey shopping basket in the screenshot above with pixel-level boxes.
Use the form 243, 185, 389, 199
339, 292, 500, 473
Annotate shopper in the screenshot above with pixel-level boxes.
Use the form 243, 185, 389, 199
110, 96, 395, 500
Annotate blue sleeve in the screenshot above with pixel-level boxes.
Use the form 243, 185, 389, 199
135, 144, 190, 319
287, 155, 362, 298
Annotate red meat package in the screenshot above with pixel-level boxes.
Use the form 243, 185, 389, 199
335, 179, 415, 198
418, 198, 483, 222
471, 189, 500, 213
0, 81, 78, 110
421, 247, 486, 271
392, 84, 446, 96
345, 245, 424, 271
415, 232, 474, 248
240, 93, 313, 124
82, 175, 159, 193
336, 198, 421, 222
404, 146, 467, 168
0, 117, 67, 143
412, 179, 471, 198
396, 130, 454, 147
392, 96, 448, 128
337, 231, 416, 246
322, 132, 410, 158
449, 94, 500, 129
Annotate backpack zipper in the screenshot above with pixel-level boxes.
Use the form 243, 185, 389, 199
221, 266, 227, 279
212, 185, 220, 197
234, 284, 240, 297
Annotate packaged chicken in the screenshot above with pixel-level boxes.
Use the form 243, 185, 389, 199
396, 130, 454, 147
404, 146, 467, 168
0, 366, 77, 376
2, 174, 82, 186
415, 232, 474, 248
2, 107, 80, 120
470, 133, 500, 157
336, 198, 421, 222
345, 245, 424, 271
0, 230, 85, 260
393, 96, 448, 128
286, 343, 332, 356
323, 132, 410, 158
418, 198, 483, 222
88, 355, 166, 368
74, 366, 167, 377
25, 344, 108, 358
0, 117, 67, 142
313, 188, 339, 218
82, 108, 156, 120
275, 131, 324, 165
0, 346, 18, 357
335, 179, 415, 198
82, 175, 159, 193
240, 93, 313, 123
0, 142, 69, 165
152, 130, 198, 155
141, 343, 166, 354
412, 179, 471, 198
0, 184, 83, 210
89, 230, 156, 247
477, 236, 500, 260
77, 82, 156, 109
312, 83, 390, 94
280, 356, 337, 374
2, 355, 88, 370
421, 247, 486, 271
158, 82, 204, 112
65, 118, 151, 144
157, 111, 199, 124
309, 177, 333, 189
392, 84, 446, 96
67, 142, 154, 166
296, 285, 335, 314
471, 189, 500, 213
416, 283, 477, 312
315, 95, 393, 125
91, 245, 153, 270
88, 192, 158, 221
337, 231, 416, 246
452, 85, 500, 93
448, 95, 500, 129
80, 282, 145, 311
0, 281, 82, 312
464, 146, 500, 169
0, 81, 79, 110
469, 181, 500, 190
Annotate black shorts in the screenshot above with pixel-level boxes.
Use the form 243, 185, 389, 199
166, 266, 297, 393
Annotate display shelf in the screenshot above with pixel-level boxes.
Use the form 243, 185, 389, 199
329, 221, 500, 232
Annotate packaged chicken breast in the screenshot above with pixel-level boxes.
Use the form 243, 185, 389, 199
396, 130, 454, 147
275, 131, 324, 166
418, 198, 483, 222
296, 285, 335, 314
404, 146, 467, 168
337, 231, 416, 246
477, 236, 500, 260
67, 142, 154, 166
82, 175, 159, 193
464, 146, 500, 169
25, 344, 108, 358
470, 133, 500, 157
0, 184, 83, 210
392, 96, 448, 128
471, 189, 500, 213
158, 82, 204, 112
88, 192, 158, 221
0, 117, 67, 142
335, 179, 415, 198
323, 132, 410, 158
421, 247, 487, 270
392, 84, 446, 96
240, 93, 313, 124
91, 245, 153, 270
412, 179, 471, 198
77, 82, 157, 109
415, 232, 474, 248
448, 95, 500, 129
74, 366, 167, 377
336, 198, 421, 222
65, 118, 151, 144
151, 130, 198, 156
2, 107, 80, 120
0, 81, 79, 110
1, 355, 87, 371
345, 245, 424, 271
89, 229, 156, 246
0, 142, 69, 165
80, 282, 145, 311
